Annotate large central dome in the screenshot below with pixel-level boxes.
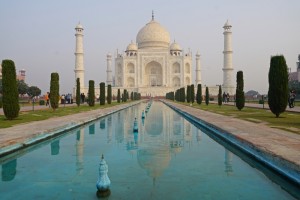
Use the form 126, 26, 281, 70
136, 19, 170, 49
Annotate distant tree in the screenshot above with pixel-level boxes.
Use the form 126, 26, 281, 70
17, 80, 29, 96
123, 89, 128, 102
205, 86, 209, 105
186, 85, 191, 103
191, 84, 195, 104
218, 85, 222, 106
50, 72, 60, 110
117, 89, 121, 103
88, 80, 95, 106
107, 84, 112, 104
268, 55, 289, 117
76, 78, 80, 107
2, 60, 20, 120
236, 71, 245, 110
100, 82, 105, 105
180, 87, 185, 102
0, 79, 2, 94
196, 84, 202, 105
131, 91, 133, 101
27, 86, 41, 98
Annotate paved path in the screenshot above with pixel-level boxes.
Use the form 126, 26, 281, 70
163, 100, 300, 184
212, 101, 300, 113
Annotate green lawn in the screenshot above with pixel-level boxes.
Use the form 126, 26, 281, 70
0, 102, 128, 129
178, 102, 300, 134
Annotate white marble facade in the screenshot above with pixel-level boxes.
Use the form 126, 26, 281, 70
109, 15, 193, 97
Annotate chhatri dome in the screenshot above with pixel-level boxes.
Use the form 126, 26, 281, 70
126, 41, 138, 51
136, 14, 170, 49
170, 40, 182, 51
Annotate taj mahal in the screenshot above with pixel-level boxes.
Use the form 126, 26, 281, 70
74, 13, 235, 97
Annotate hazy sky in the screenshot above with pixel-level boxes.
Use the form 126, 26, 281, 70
1, 0, 299, 94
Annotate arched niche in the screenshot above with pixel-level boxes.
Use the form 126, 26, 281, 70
172, 62, 180, 73
185, 77, 190, 85
185, 63, 190, 73
145, 61, 162, 86
127, 63, 135, 73
127, 77, 135, 87
172, 76, 180, 87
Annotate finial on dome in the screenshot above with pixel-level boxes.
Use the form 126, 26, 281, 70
152, 10, 154, 20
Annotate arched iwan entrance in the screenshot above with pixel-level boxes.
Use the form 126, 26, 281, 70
145, 61, 162, 86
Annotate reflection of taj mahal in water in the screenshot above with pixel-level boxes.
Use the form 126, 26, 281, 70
99, 102, 233, 181
1, 102, 234, 184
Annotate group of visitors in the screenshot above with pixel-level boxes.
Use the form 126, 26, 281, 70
222, 92, 230, 103
288, 90, 296, 108
61, 94, 73, 104
44, 92, 75, 106
80, 93, 86, 103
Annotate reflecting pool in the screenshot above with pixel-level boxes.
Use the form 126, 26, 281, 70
0, 101, 299, 199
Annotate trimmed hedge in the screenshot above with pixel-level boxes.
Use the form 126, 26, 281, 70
2, 60, 20, 119
88, 80, 95, 106
50, 72, 60, 111
268, 55, 288, 117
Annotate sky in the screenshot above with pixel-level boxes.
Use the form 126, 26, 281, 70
1, 0, 299, 95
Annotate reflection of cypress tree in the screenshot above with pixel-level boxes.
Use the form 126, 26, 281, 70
89, 124, 95, 134
51, 140, 60, 155
100, 119, 106, 129
76, 130, 81, 141
2, 159, 17, 181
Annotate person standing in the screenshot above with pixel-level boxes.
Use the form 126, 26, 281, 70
45, 92, 50, 107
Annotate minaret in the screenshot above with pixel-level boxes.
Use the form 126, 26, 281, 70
74, 23, 85, 92
222, 20, 234, 95
106, 53, 113, 85
195, 51, 202, 85
297, 54, 300, 82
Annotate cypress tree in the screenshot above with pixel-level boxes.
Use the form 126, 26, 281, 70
236, 71, 245, 110
100, 82, 105, 105
205, 86, 209, 105
182, 87, 185, 102
218, 85, 222, 106
268, 55, 289, 117
76, 78, 80, 107
131, 92, 133, 101
88, 80, 95, 106
123, 89, 128, 102
191, 84, 195, 104
107, 84, 112, 104
50, 72, 59, 111
186, 85, 191, 103
2, 60, 20, 120
196, 84, 202, 105
117, 89, 121, 103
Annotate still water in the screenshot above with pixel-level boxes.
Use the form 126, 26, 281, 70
0, 101, 298, 199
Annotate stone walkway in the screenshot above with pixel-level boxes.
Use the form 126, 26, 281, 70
163, 100, 300, 185
218, 101, 300, 113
